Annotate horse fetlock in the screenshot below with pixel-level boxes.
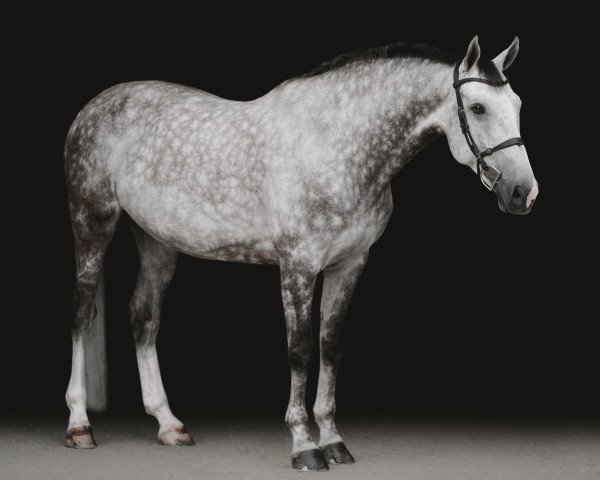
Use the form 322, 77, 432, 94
65, 387, 86, 409
313, 403, 335, 424
143, 399, 168, 417
318, 430, 343, 448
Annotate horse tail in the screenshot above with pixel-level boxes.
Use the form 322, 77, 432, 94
84, 267, 108, 412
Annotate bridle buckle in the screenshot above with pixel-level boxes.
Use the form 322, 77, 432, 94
479, 164, 502, 191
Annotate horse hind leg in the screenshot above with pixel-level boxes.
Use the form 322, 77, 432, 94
128, 222, 194, 446
65, 191, 121, 448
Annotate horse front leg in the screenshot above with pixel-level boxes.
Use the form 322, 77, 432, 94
280, 260, 328, 471
314, 251, 368, 464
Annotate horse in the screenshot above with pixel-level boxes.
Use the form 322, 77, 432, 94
63, 36, 538, 471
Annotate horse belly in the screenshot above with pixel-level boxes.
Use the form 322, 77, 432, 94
118, 182, 278, 265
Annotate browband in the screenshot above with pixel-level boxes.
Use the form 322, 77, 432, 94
453, 77, 509, 88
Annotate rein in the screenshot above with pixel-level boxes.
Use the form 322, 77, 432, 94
452, 62, 525, 190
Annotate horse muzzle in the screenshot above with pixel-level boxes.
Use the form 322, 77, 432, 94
495, 181, 538, 215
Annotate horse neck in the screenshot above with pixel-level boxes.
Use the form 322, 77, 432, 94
282, 60, 453, 196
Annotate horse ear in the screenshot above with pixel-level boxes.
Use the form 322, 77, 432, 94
461, 36, 481, 72
492, 36, 519, 71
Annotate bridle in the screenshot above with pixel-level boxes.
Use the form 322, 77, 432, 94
453, 62, 525, 191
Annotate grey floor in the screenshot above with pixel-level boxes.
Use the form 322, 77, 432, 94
1, 414, 599, 480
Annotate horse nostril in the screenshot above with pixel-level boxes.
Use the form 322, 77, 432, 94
511, 185, 525, 205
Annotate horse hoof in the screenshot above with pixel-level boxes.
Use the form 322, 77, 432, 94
321, 442, 355, 464
158, 426, 196, 446
65, 426, 97, 449
291, 448, 329, 471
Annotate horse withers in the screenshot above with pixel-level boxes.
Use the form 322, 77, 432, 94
63, 36, 537, 470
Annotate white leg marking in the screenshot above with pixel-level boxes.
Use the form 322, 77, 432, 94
136, 345, 182, 432
66, 337, 90, 429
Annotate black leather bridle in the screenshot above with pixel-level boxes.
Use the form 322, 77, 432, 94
453, 62, 525, 191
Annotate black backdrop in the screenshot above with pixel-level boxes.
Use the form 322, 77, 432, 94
2, 2, 597, 417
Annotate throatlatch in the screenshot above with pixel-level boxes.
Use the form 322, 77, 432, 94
453, 62, 525, 190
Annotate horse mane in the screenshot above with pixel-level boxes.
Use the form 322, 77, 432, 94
297, 42, 505, 82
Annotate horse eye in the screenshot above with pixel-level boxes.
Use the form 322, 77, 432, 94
471, 103, 485, 115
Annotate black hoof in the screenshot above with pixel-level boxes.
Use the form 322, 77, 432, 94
291, 448, 329, 471
321, 442, 355, 464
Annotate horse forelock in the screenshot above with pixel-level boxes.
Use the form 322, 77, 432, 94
473, 57, 506, 83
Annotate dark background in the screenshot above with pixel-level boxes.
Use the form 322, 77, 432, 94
1, 2, 597, 418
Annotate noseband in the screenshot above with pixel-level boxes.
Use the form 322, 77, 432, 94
453, 62, 525, 191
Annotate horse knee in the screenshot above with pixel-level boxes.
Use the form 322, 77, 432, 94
320, 336, 343, 367
287, 338, 312, 371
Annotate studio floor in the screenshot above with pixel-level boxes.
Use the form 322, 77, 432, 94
1, 413, 599, 480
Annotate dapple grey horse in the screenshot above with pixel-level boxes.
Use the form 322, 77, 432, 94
64, 36, 538, 471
